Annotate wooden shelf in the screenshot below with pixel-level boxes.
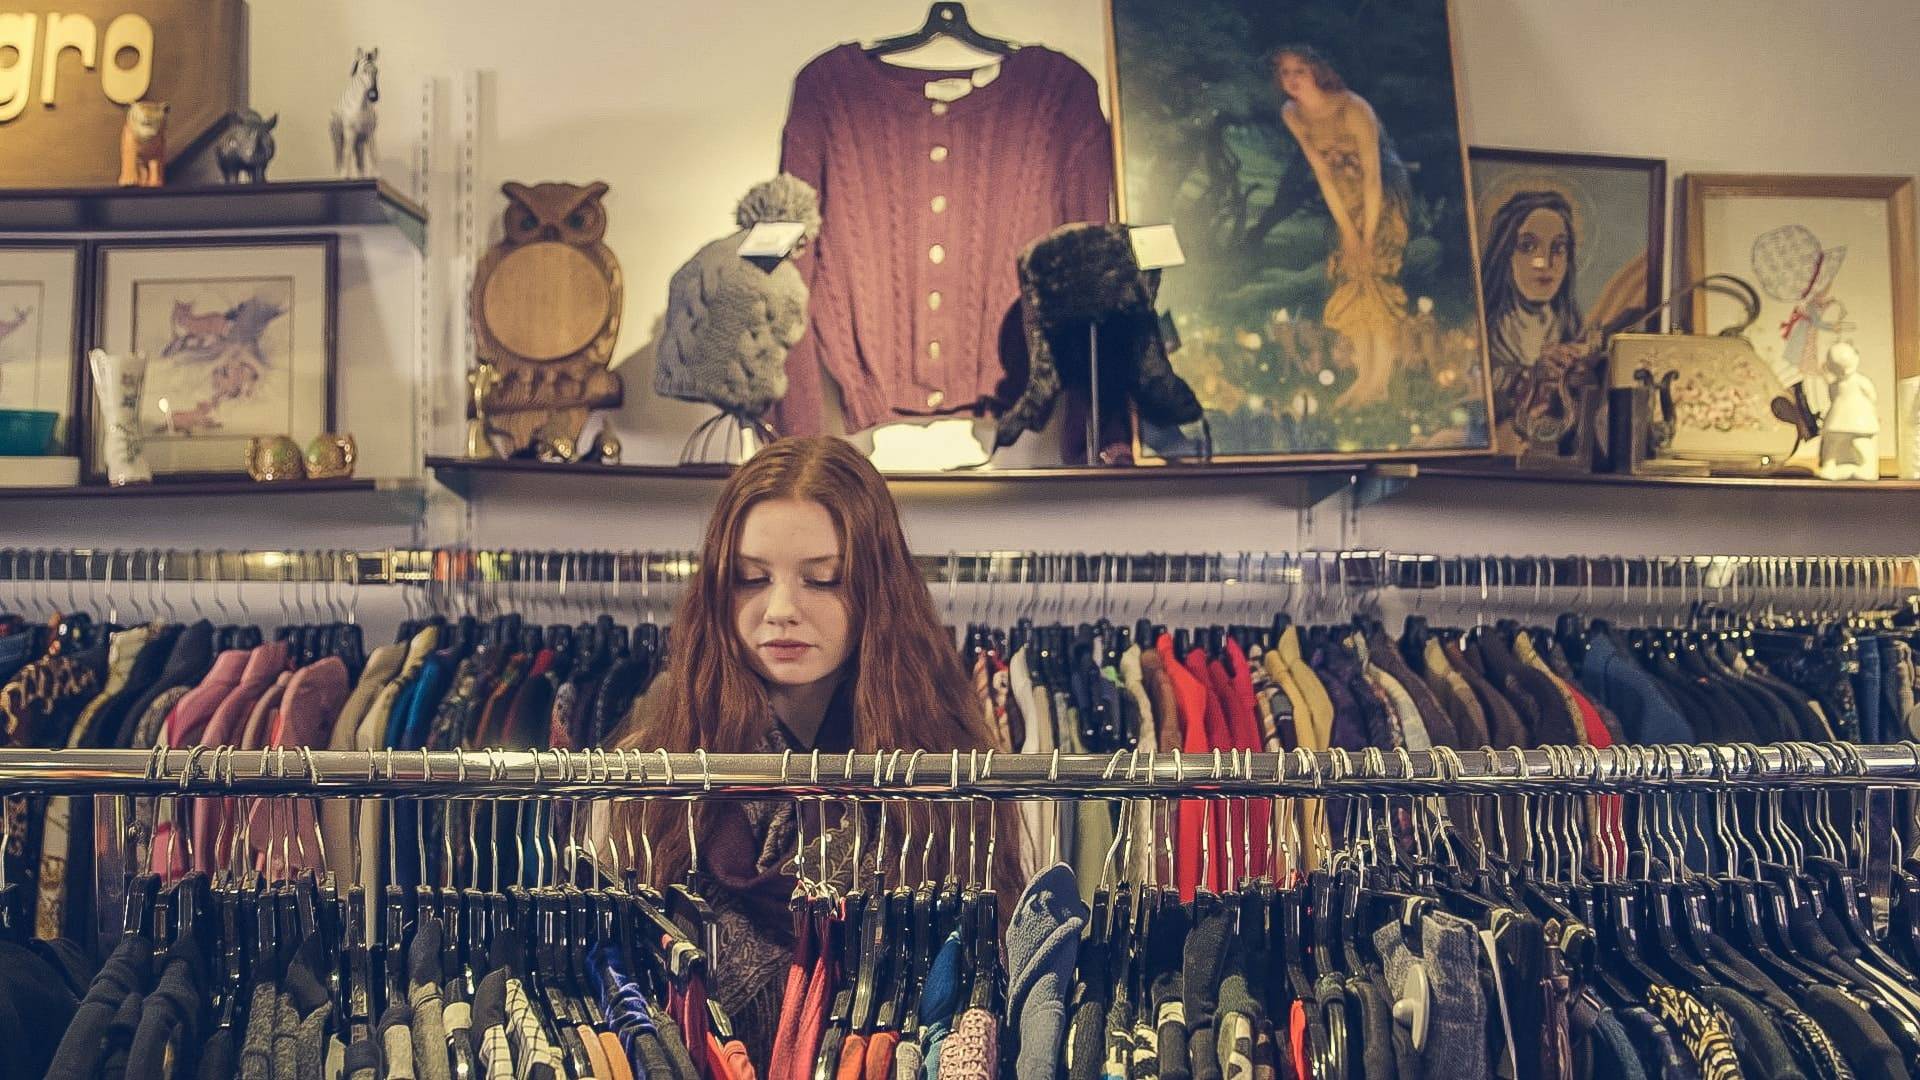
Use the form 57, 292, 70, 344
0, 477, 391, 501
426, 455, 1384, 485
425, 455, 1406, 510
1416, 460, 1920, 493
0, 180, 427, 248
428, 454, 1920, 511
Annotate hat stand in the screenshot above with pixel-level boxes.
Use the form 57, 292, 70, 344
680, 407, 778, 465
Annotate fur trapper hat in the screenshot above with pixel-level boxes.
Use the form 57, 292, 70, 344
995, 222, 1202, 449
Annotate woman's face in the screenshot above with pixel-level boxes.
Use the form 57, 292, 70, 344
1511, 208, 1572, 305
731, 497, 854, 694
1272, 54, 1319, 100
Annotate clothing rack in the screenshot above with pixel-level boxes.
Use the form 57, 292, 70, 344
1, 743, 1915, 798
0, 546, 1913, 597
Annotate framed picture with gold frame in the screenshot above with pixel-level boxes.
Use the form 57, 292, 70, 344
1469, 147, 1666, 454
1106, 0, 1492, 463
1678, 173, 1917, 477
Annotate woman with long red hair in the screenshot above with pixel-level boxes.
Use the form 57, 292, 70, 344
615, 436, 1021, 1071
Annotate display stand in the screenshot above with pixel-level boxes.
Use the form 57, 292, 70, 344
680, 408, 779, 465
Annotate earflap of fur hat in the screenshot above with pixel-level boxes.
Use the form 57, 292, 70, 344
995, 277, 1062, 449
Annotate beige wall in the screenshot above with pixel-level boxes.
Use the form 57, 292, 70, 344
12, 0, 1891, 580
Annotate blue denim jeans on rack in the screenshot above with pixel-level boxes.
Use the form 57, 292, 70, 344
1854, 637, 1883, 744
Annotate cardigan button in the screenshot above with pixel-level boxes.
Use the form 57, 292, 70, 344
927, 390, 946, 409
931, 195, 948, 214
929, 244, 946, 264
928, 341, 943, 361
928, 291, 943, 311
932, 102, 949, 117
929, 145, 949, 163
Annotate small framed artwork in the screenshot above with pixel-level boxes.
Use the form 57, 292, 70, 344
1679, 174, 1917, 476
1469, 148, 1666, 451
1107, 0, 1492, 462
0, 241, 87, 454
89, 236, 337, 479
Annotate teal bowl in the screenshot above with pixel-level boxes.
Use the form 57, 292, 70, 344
0, 410, 58, 455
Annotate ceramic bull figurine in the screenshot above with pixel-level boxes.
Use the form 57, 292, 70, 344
215, 109, 278, 184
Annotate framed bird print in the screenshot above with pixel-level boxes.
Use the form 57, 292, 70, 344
1678, 174, 1918, 477
88, 236, 337, 480
1107, 0, 1493, 463
0, 241, 86, 454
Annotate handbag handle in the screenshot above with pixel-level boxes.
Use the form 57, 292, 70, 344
1605, 273, 1763, 339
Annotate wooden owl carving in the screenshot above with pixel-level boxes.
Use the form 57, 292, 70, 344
470, 180, 624, 454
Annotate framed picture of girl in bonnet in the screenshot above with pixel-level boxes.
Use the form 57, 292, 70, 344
1678, 173, 1917, 478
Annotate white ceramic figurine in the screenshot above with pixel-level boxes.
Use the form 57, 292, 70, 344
329, 47, 380, 179
1817, 341, 1880, 480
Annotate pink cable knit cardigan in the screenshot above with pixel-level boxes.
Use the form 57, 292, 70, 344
772, 43, 1114, 435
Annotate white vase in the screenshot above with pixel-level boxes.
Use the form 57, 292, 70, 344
88, 348, 152, 485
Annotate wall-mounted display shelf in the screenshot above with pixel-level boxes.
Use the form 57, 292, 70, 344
0, 180, 427, 248
425, 455, 1418, 510
0, 477, 417, 501
1418, 460, 1920, 494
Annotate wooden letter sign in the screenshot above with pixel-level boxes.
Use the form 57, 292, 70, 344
0, 0, 245, 186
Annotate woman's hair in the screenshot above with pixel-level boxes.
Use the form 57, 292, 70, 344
1268, 44, 1346, 95
1480, 189, 1582, 344
616, 436, 1021, 898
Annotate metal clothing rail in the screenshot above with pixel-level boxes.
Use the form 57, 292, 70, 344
0, 547, 1914, 598
0, 743, 1915, 799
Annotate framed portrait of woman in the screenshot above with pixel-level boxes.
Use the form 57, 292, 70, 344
1469, 147, 1667, 456
1106, 0, 1492, 462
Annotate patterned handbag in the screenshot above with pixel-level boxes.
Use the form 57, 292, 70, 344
1607, 274, 1813, 470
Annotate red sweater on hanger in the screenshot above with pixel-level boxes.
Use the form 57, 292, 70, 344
1155, 635, 1210, 900
1567, 684, 1625, 876
1223, 640, 1270, 880
1184, 648, 1234, 896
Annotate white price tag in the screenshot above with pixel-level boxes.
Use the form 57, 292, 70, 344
1130, 224, 1186, 270
738, 222, 808, 259
925, 77, 975, 102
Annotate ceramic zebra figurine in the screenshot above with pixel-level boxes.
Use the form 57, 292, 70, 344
329, 47, 380, 179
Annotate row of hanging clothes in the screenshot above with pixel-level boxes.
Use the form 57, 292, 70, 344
940, 550, 1920, 902
0, 547, 1913, 1078
0, 742, 1916, 1080
2, 546, 1919, 935
0, 549, 671, 951
17, 752, 751, 1080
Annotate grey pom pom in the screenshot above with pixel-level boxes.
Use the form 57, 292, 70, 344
735, 173, 822, 242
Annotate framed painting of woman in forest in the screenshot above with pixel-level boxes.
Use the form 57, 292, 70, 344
1107, 0, 1492, 462
1469, 147, 1667, 457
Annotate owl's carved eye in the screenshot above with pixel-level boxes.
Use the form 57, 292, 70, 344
520, 213, 538, 231
567, 212, 588, 230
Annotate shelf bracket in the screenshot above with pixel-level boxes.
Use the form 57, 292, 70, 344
1301, 465, 1414, 511
432, 465, 476, 501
